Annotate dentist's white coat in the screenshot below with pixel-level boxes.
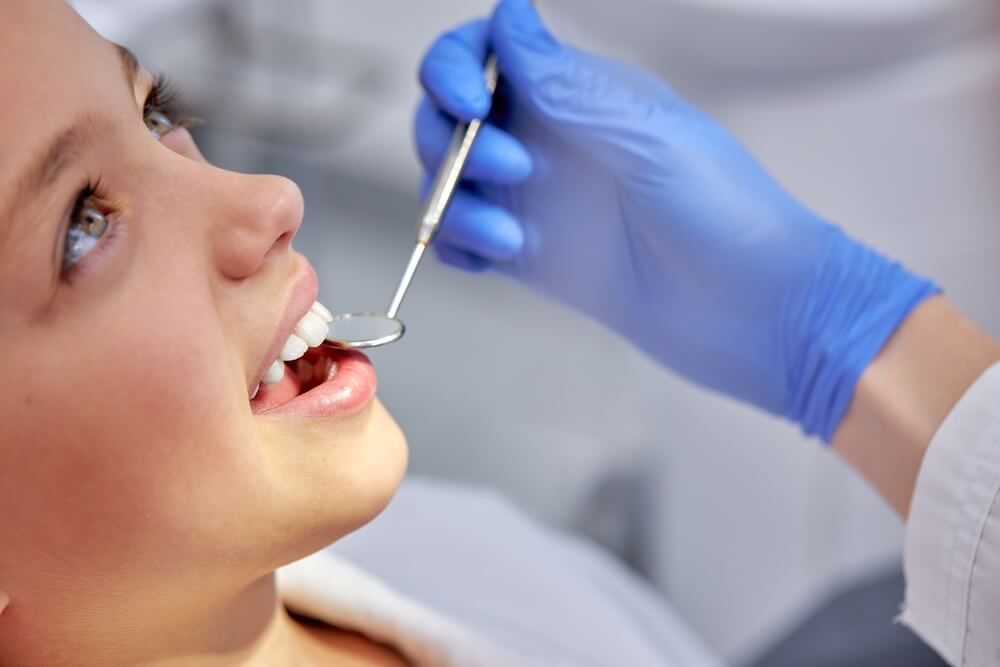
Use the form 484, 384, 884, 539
902, 362, 1000, 666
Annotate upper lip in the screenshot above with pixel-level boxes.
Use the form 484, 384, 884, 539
249, 258, 320, 396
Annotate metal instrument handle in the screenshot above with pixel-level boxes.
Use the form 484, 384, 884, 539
416, 53, 500, 246
386, 53, 500, 319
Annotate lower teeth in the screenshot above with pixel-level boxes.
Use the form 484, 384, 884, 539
285, 356, 338, 392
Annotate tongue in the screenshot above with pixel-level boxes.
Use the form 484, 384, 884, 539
251, 363, 301, 413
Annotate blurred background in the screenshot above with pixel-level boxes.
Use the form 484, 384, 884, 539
73, 0, 1000, 664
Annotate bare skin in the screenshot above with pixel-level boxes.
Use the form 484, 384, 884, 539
0, 2, 408, 665
834, 296, 1000, 517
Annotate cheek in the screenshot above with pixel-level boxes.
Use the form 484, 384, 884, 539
82, 288, 237, 445
0, 282, 254, 578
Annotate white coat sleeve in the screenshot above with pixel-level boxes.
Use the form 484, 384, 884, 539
902, 361, 1000, 667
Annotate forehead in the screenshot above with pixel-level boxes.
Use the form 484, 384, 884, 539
0, 1, 126, 181
0, 0, 116, 108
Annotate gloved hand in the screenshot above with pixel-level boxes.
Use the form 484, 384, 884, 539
414, 0, 938, 441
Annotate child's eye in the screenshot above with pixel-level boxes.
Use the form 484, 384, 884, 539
144, 109, 174, 139
56, 75, 193, 283
143, 74, 193, 139
62, 195, 109, 273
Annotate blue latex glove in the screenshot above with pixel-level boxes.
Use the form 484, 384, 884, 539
414, 0, 938, 441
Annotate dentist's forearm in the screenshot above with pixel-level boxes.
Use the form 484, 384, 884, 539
832, 296, 1000, 517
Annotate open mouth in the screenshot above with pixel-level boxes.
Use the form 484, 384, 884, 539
250, 346, 376, 418
248, 269, 377, 419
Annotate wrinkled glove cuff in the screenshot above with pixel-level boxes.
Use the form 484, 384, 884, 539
785, 233, 940, 442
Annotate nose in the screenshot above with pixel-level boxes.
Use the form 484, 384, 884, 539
207, 171, 305, 280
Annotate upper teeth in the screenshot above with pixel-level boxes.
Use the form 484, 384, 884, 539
261, 300, 334, 386
310, 301, 334, 323
295, 310, 330, 348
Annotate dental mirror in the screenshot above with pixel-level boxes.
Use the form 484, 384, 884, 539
323, 53, 500, 352
322, 312, 405, 350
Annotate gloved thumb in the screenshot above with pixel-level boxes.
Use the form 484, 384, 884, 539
490, 0, 565, 92
490, 0, 684, 174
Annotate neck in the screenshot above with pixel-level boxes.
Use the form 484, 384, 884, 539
141, 575, 308, 667
1, 572, 314, 667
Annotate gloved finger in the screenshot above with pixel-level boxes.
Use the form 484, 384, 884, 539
418, 18, 493, 123
414, 97, 533, 186
421, 178, 524, 262
434, 242, 493, 273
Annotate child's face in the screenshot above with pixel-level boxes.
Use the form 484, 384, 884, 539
0, 0, 406, 647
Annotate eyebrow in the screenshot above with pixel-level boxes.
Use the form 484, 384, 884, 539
115, 44, 140, 89
33, 45, 139, 191
0, 44, 141, 261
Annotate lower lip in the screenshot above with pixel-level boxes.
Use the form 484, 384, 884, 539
251, 348, 377, 419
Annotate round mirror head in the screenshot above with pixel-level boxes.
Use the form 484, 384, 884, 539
323, 312, 405, 350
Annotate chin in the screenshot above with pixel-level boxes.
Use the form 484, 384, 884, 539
341, 398, 409, 528
266, 398, 408, 565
